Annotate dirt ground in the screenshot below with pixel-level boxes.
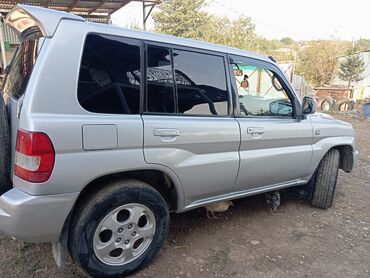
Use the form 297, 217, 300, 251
0, 112, 369, 278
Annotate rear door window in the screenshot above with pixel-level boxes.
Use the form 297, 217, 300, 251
78, 34, 141, 114
146, 46, 175, 113
145, 47, 230, 116
173, 50, 229, 116
2, 38, 40, 100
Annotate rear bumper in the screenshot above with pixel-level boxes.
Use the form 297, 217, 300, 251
0, 188, 78, 242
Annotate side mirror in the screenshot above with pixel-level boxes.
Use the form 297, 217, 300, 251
302, 96, 316, 115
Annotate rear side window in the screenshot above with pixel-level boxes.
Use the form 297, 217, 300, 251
78, 34, 141, 114
145, 47, 229, 116
146, 46, 175, 113
173, 50, 229, 116
2, 39, 40, 100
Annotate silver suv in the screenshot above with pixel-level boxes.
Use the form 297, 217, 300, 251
0, 5, 358, 277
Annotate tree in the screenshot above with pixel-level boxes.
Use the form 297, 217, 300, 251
296, 40, 349, 87
152, 0, 209, 39
280, 37, 295, 46
152, 0, 259, 52
355, 39, 370, 52
338, 45, 365, 88
202, 16, 257, 51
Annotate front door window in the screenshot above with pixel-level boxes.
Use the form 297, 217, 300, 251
232, 64, 293, 117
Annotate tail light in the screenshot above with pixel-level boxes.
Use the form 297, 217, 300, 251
14, 129, 55, 183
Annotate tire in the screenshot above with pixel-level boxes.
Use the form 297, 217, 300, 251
69, 180, 170, 277
316, 96, 334, 112
0, 95, 11, 194
311, 149, 340, 209
334, 98, 355, 111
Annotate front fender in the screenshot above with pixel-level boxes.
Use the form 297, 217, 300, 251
308, 136, 357, 177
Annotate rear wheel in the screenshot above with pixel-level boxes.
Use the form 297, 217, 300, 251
311, 149, 340, 209
69, 180, 170, 277
0, 95, 11, 194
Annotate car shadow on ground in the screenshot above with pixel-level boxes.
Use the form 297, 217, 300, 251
167, 192, 310, 245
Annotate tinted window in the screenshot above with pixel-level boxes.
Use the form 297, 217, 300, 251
173, 50, 229, 116
78, 34, 141, 114
146, 46, 175, 113
3, 38, 40, 100
232, 63, 293, 117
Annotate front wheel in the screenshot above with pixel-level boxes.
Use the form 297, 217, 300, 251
69, 180, 170, 277
311, 149, 340, 209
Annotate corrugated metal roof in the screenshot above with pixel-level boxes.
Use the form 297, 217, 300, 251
3, 24, 19, 44
0, 0, 161, 22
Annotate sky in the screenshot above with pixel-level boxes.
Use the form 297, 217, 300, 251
111, 0, 370, 41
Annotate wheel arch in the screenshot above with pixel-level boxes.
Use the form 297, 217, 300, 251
54, 167, 183, 271
334, 145, 354, 173
74, 167, 184, 213
312, 143, 355, 175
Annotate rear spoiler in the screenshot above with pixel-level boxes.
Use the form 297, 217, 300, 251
5, 4, 85, 39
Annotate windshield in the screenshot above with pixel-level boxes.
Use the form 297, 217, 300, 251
2, 38, 41, 100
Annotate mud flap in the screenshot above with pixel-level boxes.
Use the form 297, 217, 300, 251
52, 214, 71, 271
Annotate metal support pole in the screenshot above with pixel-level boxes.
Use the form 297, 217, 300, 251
142, 2, 156, 31
0, 16, 7, 69
142, 2, 146, 31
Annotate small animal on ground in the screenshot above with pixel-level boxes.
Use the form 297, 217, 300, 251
204, 200, 234, 218
265, 190, 281, 213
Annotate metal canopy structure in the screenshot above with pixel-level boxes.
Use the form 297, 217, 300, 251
0, 0, 161, 23
0, 0, 161, 69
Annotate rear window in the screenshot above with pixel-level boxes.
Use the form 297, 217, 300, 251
2, 39, 40, 100
78, 34, 141, 114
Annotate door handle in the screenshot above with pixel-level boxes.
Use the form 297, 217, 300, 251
247, 127, 264, 135
153, 128, 181, 137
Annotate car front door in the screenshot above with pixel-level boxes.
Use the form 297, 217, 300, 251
229, 56, 313, 191
143, 45, 240, 206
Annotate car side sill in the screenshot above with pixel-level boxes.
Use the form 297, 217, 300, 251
181, 180, 307, 212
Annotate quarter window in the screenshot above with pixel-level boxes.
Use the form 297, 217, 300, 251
78, 34, 141, 114
232, 63, 293, 117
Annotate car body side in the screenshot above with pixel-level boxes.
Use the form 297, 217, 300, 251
1, 17, 358, 243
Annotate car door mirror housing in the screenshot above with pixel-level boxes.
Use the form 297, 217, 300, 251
302, 96, 316, 115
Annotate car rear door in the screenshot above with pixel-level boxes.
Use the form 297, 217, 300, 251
143, 45, 240, 206
229, 55, 313, 191
3, 5, 83, 182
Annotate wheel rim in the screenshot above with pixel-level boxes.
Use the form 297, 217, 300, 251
93, 203, 156, 266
